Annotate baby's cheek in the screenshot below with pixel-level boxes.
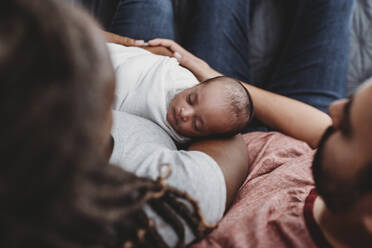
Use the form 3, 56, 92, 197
178, 124, 193, 137
178, 125, 188, 134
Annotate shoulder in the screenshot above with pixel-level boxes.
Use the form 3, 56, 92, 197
110, 111, 227, 225
110, 111, 219, 171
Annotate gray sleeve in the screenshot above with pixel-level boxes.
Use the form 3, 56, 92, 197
109, 111, 226, 246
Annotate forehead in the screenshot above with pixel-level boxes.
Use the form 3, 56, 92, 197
195, 83, 237, 133
196, 81, 231, 107
197, 80, 230, 98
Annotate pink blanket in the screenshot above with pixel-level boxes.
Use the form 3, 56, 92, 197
192, 132, 320, 248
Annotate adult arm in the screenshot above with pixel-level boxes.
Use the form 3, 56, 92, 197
103, 30, 140, 46
147, 39, 332, 148
189, 60, 332, 149
188, 134, 249, 208
237, 84, 332, 149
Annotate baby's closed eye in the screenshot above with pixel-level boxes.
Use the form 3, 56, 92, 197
193, 118, 203, 132
187, 92, 197, 105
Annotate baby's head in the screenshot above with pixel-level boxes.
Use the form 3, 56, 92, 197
167, 76, 253, 138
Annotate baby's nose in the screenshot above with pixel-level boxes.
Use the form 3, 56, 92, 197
180, 107, 193, 121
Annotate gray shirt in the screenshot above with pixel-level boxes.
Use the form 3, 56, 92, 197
110, 110, 226, 246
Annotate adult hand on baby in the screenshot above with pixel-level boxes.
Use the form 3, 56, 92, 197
142, 46, 174, 57
104, 31, 146, 46
104, 31, 174, 57
147, 39, 222, 82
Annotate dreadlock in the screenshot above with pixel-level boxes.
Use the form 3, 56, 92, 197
0, 0, 213, 247
74, 163, 215, 248
2, 161, 214, 247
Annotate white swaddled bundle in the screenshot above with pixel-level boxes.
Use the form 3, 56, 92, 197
108, 43, 198, 143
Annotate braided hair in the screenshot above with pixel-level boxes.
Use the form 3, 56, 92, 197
0, 0, 213, 247
2, 161, 214, 247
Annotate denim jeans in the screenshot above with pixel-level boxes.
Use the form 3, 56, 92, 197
84, 0, 355, 130
109, 0, 176, 41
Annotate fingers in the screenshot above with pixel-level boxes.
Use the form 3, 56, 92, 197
173, 52, 182, 61
134, 40, 148, 46
119, 37, 148, 47
143, 46, 173, 57
147, 39, 162, 46
147, 39, 196, 64
148, 38, 172, 46
148, 39, 181, 51
104, 31, 148, 47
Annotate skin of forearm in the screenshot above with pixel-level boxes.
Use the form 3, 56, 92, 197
188, 59, 222, 82
103, 31, 134, 45
104, 31, 118, 43
188, 134, 249, 209
242, 84, 332, 148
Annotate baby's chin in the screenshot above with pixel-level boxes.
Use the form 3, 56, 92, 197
176, 128, 194, 138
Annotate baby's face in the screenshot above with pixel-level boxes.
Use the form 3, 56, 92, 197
167, 82, 236, 138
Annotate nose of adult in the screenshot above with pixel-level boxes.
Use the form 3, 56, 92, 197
180, 106, 193, 122
328, 98, 348, 130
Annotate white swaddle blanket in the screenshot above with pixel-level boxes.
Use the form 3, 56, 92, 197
108, 43, 199, 143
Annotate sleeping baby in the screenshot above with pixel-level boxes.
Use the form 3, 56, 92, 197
108, 43, 253, 143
